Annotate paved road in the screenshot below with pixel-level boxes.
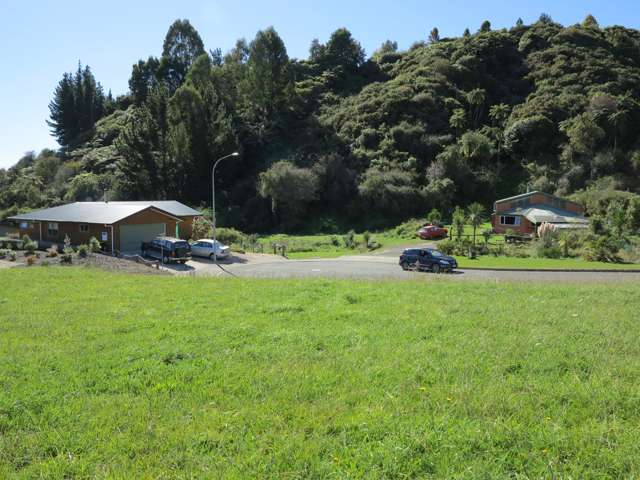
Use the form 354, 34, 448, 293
214, 258, 640, 283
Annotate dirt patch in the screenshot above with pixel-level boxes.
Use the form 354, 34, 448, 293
3, 250, 169, 275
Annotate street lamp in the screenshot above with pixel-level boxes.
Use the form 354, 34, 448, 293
211, 152, 239, 264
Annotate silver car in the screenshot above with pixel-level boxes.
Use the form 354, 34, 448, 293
190, 239, 230, 260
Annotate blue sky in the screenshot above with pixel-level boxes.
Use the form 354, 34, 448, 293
1, 0, 639, 168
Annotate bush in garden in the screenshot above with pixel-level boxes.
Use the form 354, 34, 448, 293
343, 230, 357, 249
77, 244, 89, 258
330, 236, 340, 247
216, 227, 246, 246
60, 235, 73, 263
192, 217, 213, 240
26, 255, 36, 266
438, 239, 456, 255
363, 231, 371, 248
8, 251, 17, 261
22, 235, 37, 255
46, 245, 58, 258
88, 236, 102, 253
583, 236, 622, 263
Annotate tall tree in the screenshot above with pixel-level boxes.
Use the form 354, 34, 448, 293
47, 63, 105, 148
158, 19, 205, 91
242, 27, 294, 137
129, 56, 160, 105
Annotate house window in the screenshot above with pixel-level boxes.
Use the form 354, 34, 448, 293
500, 216, 521, 226
79, 224, 89, 233
19, 222, 30, 229
48, 222, 59, 236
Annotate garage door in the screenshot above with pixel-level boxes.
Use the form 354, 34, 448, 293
119, 223, 166, 253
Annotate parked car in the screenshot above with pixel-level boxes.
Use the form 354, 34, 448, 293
399, 248, 457, 273
141, 237, 191, 264
190, 239, 230, 260
417, 224, 448, 240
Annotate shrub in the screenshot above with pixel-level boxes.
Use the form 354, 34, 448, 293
343, 230, 357, 249
535, 241, 563, 259
192, 217, 213, 240
8, 251, 16, 262
438, 239, 456, 255
583, 237, 622, 263
77, 244, 89, 258
88, 236, 102, 253
216, 227, 246, 246
330, 236, 340, 247
0, 249, 8, 259
46, 245, 59, 258
363, 231, 371, 248
426, 208, 442, 226
22, 234, 37, 255
61, 235, 74, 264
26, 255, 36, 266
394, 219, 426, 239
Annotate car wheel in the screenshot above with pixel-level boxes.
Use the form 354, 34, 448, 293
162, 255, 169, 264
400, 262, 409, 271
432, 264, 441, 274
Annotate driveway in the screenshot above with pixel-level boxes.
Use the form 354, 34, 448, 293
162, 253, 287, 276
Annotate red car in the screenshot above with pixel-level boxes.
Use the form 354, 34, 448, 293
417, 224, 448, 240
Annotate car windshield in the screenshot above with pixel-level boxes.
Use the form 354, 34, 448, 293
429, 250, 445, 258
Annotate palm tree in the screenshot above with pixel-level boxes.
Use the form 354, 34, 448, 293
452, 206, 466, 240
467, 203, 485, 246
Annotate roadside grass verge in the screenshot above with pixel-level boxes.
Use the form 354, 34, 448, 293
2, 268, 640, 477
455, 255, 640, 270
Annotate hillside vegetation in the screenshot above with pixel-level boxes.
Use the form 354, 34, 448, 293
2, 14, 640, 231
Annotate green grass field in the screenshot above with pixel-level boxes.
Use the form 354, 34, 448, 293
2, 268, 640, 478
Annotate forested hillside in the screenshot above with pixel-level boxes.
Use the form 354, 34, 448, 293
2, 14, 640, 232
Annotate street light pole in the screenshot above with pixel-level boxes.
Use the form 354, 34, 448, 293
212, 152, 239, 264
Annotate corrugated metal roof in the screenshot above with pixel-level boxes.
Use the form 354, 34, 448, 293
83, 201, 201, 217
500, 205, 589, 225
8, 201, 199, 224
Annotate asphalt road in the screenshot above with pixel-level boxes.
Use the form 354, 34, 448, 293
216, 258, 640, 283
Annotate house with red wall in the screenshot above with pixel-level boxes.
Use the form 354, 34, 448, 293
491, 191, 588, 236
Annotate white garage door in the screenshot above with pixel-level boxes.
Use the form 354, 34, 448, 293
119, 223, 166, 253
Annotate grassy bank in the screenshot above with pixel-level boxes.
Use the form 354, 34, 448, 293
1, 268, 640, 477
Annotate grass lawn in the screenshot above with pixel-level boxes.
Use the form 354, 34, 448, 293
260, 232, 427, 259
455, 255, 640, 270
2, 268, 640, 477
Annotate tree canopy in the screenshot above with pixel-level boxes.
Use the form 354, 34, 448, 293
5, 16, 640, 233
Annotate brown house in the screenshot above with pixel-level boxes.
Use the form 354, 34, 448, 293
8, 201, 202, 253
491, 191, 588, 236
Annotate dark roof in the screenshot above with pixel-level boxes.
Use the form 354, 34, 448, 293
8, 201, 195, 224
89, 201, 201, 217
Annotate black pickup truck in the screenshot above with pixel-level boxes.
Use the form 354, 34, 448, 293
141, 237, 191, 264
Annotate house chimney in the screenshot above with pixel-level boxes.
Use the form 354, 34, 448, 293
103, 189, 109, 203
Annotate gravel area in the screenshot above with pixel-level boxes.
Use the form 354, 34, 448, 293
1, 251, 169, 275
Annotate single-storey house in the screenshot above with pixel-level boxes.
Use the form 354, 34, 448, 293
7, 201, 202, 253
491, 191, 589, 235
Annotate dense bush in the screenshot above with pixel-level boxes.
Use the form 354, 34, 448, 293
216, 227, 246, 246
88, 236, 102, 253
583, 237, 623, 263
77, 244, 89, 258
